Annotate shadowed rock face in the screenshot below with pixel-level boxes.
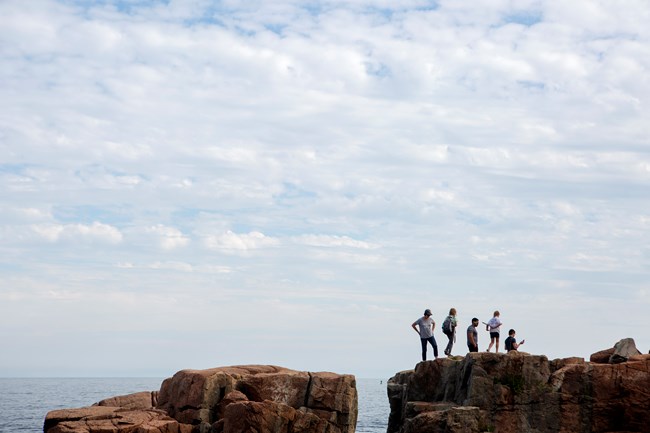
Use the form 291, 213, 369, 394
387, 339, 650, 433
43, 365, 357, 433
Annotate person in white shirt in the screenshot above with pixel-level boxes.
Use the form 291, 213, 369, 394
485, 310, 503, 353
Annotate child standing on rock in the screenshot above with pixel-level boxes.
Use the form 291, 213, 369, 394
485, 311, 503, 353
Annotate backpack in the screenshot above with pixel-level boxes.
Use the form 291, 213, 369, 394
442, 316, 453, 334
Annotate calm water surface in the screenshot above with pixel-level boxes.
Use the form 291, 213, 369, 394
0, 377, 388, 433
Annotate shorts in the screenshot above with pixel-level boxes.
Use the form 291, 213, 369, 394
490, 332, 500, 339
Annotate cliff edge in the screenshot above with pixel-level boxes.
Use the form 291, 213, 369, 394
387, 338, 649, 433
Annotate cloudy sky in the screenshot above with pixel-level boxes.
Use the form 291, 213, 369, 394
1, 0, 649, 379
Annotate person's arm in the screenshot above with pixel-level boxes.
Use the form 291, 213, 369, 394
431, 321, 436, 332
509, 338, 524, 350
412, 322, 420, 335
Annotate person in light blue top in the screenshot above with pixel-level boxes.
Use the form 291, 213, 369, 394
412, 309, 438, 360
442, 307, 458, 356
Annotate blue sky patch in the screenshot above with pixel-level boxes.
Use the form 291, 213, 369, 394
52, 205, 132, 225
503, 10, 543, 26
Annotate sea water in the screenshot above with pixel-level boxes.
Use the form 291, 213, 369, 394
0, 377, 389, 433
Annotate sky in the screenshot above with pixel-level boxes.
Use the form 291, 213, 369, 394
1, 0, 649, 380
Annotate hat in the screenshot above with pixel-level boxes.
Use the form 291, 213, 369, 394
424, 309, 432, 316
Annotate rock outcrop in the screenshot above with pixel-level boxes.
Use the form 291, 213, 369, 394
95, 390, 158, 409
43, 406, 190, 433
44, 365, 357, 433
387, 338, 650, 433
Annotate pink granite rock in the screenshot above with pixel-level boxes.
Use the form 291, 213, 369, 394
387, 338, 650, 433
44, 365, 357, 433
95, 390, 157, 410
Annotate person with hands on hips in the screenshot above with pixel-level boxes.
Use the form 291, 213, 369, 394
412, 309, 438, 361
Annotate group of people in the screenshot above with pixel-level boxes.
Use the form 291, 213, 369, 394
411, 308, 525, 361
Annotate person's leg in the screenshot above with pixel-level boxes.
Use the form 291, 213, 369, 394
445, 333, 453, 355
488, 332, 498, 352
428, 336, 438, 358
421, 338, 427, 361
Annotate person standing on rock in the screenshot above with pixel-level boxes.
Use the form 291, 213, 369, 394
485, 310, 502, 353
504, 329, 525, 352
442, 308, 458, 356
467, 317, 479, 352
412, 309, 438, 361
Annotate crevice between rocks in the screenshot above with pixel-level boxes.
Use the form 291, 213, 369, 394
304, 372, 314, 409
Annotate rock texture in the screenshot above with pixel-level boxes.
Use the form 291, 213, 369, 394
387, 338, 650, 433
95, 390, 158, 409
44, 365, 357, 433
43, 407, 189, 433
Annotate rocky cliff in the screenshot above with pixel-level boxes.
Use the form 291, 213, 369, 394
387, 338, 649, 433
44, 365, 357, 433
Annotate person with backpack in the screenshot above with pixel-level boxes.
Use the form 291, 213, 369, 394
411, 309, 438, 361
485, 310, 503, 353
442, 308, 458, 356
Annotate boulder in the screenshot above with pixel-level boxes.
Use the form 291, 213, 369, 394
221, 400, 333, 433
590, 347, 615, 364
156, 365, 283, 424
549, 356, 584, 371
609, 338, 642, 364
94, 390, 158, 409
387, 343, 650, 433
156, 365, 357, 432
44, 365, 357, 433
43, 407, 190, 433
590, 338, 643, 364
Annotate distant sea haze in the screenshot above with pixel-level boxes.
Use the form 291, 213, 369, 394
0, 377, 388, 433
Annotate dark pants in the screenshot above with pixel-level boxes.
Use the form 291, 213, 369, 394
468, 344, 478, 353
444, 331, 454, 355
420, 337, 438, 360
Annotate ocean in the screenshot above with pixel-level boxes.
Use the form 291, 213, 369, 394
0, 377, 389, 433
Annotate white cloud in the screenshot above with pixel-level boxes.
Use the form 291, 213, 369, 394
30, 222, 123, 244
293, 234, 379, 249
203, 230, 280, 251
148, 261, 194, 272
0, 206, 52, 223
309, 249, 386, 265
145, 224, 190, 250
